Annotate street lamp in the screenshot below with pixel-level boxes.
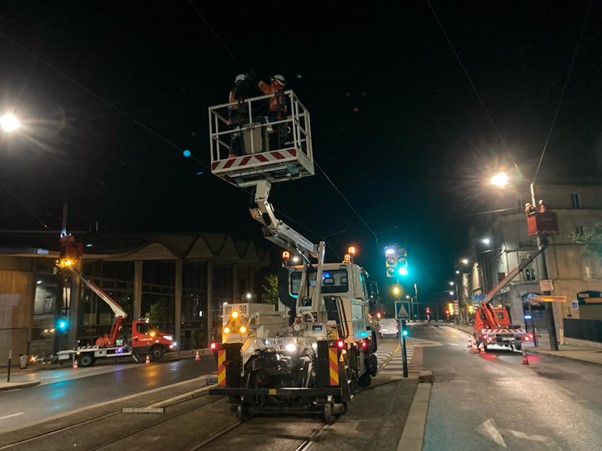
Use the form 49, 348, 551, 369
490, 172, 559, 351
1, 113, 20, 132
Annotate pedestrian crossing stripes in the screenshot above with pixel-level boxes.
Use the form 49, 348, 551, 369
375, 341, 423, 380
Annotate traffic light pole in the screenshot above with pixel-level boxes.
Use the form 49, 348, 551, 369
399, 319, 408, 378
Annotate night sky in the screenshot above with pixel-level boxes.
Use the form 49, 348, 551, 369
1, 1, 601, 300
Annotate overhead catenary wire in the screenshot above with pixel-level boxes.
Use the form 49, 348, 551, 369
188, 3, 382, 249
425, 0, 522, 176
2, 5, 380, 250
0, 31, 209, 172
532, 0, 593, 185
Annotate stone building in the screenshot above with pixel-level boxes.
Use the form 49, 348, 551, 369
0, 232, 271, 364
466, 179, 602, 345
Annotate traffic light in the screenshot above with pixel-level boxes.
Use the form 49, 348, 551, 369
56, 317, 69, 333
425, 307, 431, 315
401, 319, 408, 337
385, 245, 397, 278
384, 244, 408, 278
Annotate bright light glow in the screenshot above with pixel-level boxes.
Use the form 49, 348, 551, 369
392, 286, 401, 295
405, 295, 410, 299
385, 246, 395, 257
348, 246, 356, 255
337, 340, 344, 348
285, 343, 297, 352
482, 238, 491, 245
449, 291, 454, 296
1, 113, 20, 132
490, 172, 509, 188
210, 342, 217, 350
461, 258, 469, 265
239, 326, 247, 334
455, 270, 460, 274
397, 266, 408, 276
163, 335, 173, 341
245, 292, 252, 300
231, 311, 239, 319
449, 281, 454, 286
223, 327, 231, 334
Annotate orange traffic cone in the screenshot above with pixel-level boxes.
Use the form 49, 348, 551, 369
478, 341, 484, 353
195, 350, 200, 361
467, 337, 472, 349
470, 337, 479, 354
145, 354, 150, 365
73, 357, 78, 370
522, 348, 530, 365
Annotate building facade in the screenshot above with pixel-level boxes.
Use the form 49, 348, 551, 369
0, 232, 271, 365
468, 179, 602, 344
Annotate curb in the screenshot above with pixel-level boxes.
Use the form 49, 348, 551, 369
397, 382, 432, 451
0, 380, 41, 391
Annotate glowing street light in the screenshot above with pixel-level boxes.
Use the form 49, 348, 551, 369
490, 172, 509, 188
1, 113, 20, 132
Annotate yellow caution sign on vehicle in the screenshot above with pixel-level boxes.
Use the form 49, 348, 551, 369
217, 349, 226, 386
329, 347, 339, 386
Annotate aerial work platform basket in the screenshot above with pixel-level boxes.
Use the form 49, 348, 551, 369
209, 90, 314, 188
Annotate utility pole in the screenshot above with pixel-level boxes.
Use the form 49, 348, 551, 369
530, 183, 559, 351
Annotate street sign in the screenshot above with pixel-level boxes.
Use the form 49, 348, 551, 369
539, 279, 554, 291
530, 295, 567, 303
395, 301, 410, 319
471, 294, 486, 301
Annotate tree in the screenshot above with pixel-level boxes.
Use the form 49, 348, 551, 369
262, 273, 279, 305
572, 223, 602, 261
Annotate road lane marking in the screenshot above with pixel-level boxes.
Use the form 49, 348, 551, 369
477, 418, 507, 448
0, 413, 24, 421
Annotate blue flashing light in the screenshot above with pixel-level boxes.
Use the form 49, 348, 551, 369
323, 272, 331, 278
524, 314, 532, 320
183, 149, 191, 158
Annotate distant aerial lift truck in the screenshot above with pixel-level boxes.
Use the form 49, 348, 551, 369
55, 234, 175, 367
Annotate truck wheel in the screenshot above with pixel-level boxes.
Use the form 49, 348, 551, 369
78, 354, 95, 367
150, 347, 164, 362
514, 344, 522, 351
236, 404, 249, 422
323, 402, 335, 424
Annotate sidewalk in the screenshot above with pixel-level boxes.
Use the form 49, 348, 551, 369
450, 323, 602, 366
0, 349, 205, 392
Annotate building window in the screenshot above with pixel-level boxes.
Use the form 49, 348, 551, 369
575, 225, 584, 236
571, 192, 581, 209
524, 268, 537, 281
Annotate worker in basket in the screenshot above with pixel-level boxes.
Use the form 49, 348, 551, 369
95, 333, 110, 347
227, 73, 263, 158
258, 74, 289, 150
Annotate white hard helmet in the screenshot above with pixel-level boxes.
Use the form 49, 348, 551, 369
271, 74, 286, 87
235, 73, 248, 83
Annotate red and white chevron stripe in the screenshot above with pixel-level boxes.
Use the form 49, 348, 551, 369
212, 148, 297, 172
480, 329, 526, 335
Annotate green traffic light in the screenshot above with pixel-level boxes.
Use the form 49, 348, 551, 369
397, 266, 408, 276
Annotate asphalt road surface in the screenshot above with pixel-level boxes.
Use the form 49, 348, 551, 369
419, 324, 602, 451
